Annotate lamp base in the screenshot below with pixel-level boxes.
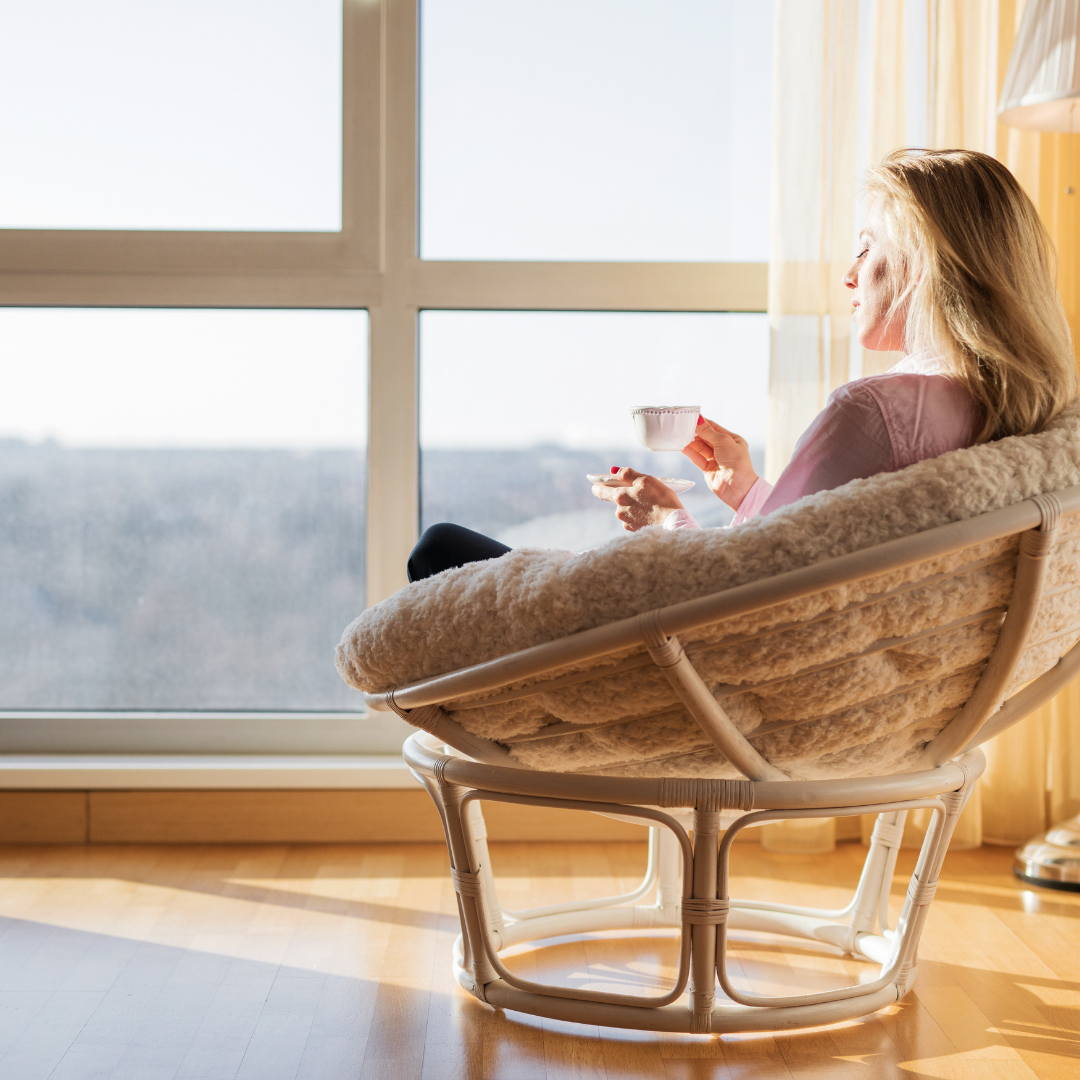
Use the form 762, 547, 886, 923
1013, 813, 1080, 892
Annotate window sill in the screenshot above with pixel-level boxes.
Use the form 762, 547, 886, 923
0, 711, 413, 755
0, 754, 416, 790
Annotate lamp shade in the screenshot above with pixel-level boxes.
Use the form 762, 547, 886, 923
999, 0, 1080, 130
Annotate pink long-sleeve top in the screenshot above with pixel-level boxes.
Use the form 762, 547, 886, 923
664, 349, 979, 531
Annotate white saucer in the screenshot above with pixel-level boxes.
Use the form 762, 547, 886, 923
587, 474, 695, 494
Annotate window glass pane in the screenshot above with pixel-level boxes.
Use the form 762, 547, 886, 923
420, 0, 772, 261
0, 309, 367, 710
420, 311, 767, 548
0, 1, 342, 231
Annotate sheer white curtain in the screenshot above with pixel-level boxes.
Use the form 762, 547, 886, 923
767, 0, 1079, 850
767, 1, 859, 482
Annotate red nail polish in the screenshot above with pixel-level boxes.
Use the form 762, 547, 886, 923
697, 415, 705, 426
610, 466, 620, 474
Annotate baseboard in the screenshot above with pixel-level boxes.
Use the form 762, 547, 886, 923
0, 789, 869, 845
0, 792, 89, 843
0, 789, 655, 844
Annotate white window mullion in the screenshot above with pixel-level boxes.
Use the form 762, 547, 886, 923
366, 303, 420, 606
365, 0, 421, 607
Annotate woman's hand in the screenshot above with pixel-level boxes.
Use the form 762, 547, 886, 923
682, 417, 758, 510
591, 467, 684, 531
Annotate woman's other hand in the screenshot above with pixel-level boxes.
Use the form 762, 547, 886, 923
591, 467, 684, 531
682, 417, 759, 509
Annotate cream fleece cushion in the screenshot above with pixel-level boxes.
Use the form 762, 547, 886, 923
337, 402, 1080, 779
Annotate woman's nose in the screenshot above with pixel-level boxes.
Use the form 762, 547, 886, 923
843, 262, 858, 289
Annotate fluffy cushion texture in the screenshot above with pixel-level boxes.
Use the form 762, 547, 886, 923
337, 402, 1080, 780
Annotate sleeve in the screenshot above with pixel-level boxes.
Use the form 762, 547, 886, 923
663, 508, 701, 531
731, 477, 774, 525
758, 384, 895, 517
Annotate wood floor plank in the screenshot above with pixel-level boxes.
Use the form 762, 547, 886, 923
597, 1025, 668, 1077
48, 1040, 128, 1080
0, 989, 55, 1060
359, 858, 441, 1080
420, 880, 492, 1080
816, 1016, 911, 1080
173, 958, 279, 1079
705, 1033, 788, 1077
923, 902, 1079, 1077
0, 990, 105, 1080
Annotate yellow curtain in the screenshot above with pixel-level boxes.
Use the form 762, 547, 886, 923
982, 0, 1080, 846
766, 0, 1080, 851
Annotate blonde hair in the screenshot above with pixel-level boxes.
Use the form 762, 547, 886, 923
865, 148, 1077, 443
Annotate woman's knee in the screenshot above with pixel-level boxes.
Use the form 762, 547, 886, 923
416, 522, 471, 548
407, 522, 511, 582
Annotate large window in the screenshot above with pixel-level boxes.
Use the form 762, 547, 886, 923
0, 0, 772, 754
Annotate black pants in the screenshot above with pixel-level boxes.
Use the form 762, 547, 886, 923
407, 522, 511, 583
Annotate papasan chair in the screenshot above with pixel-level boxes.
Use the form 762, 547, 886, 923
336, 402, 1080, 1036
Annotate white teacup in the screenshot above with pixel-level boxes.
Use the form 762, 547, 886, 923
630, 405, 700, 452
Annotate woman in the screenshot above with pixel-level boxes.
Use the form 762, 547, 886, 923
408, 149, 1077, 582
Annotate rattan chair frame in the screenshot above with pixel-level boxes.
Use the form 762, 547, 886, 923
369, 487, 1080, 1034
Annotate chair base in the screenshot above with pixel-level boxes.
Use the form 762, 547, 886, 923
405, 732, 984, 1036
451, 903, 906, 1033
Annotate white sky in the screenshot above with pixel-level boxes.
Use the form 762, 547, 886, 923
421, 311, 769, 450
0, 309, 368, 449
421, 0, 773, 261
0, 0, 342, 231
0, 1, 773, 450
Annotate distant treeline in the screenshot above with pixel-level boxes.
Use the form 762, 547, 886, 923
0, 443, 366, 711
0, 441, 762, 711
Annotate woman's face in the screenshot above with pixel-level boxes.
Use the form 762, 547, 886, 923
844, 201, 908, 352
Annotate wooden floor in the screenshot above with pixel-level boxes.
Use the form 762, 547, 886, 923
0, 839, 1075, 1079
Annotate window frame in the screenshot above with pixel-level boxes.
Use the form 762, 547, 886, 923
0, 0, 767, 753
